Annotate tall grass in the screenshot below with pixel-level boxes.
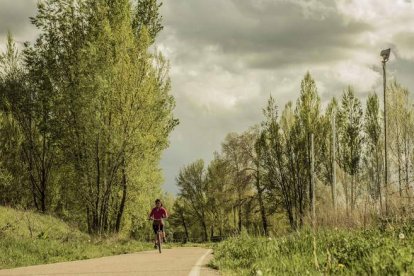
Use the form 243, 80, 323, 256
211, 226, 414, 275
0, 207, 153, 269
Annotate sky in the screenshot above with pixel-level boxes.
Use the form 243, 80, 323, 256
1, 0, 414, 194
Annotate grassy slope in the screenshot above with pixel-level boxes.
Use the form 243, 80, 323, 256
211, 227, 414, 275
0, 206, 152, 269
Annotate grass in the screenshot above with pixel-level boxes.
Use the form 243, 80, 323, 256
0, 206, 153, 269
210, 225, 414, 275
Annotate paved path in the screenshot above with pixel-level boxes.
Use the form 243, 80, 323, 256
0, 247, 219, 276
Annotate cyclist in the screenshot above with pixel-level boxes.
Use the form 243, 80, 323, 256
148, 199, 168, 248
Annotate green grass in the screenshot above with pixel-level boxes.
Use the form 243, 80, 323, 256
0, 207, 153, 269
211, 226, 414, 275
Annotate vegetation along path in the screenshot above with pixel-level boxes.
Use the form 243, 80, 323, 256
0, 247, 218, 276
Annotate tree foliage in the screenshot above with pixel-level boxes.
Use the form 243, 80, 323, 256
0, 0, 177, 235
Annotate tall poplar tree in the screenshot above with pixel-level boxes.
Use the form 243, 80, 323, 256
388, 81, 413, 199
338, 86, 363, 213
293, 72, 321, 219
364, 93, 383, 209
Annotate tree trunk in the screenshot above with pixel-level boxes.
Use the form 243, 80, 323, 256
26, 147, 40, 211
397, 142, 402, 197
351, 174, 354, 212
404, 140, 410, 201
233, 207, 236, 231
40, 131, 47, 213
29, 171, 39, 211
180, 212, 189, 243
40, 187, 46, 213
238, 191, 242, 233
344, 174, 349, 216
115, 159, 127, 232
308, 134, 313, 213
310, 133, 315, 224
376, 149, 383, 213
287, 207, 296, 230
332, 111, 337, 211
238, 205, 242, 233
257, 186, 268, 236
201, 218, 208, 242
95, 138, 101, 231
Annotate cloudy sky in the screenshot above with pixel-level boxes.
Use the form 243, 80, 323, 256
1, 0, 414, 194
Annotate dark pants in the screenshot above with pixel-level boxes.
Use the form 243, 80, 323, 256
153, 224, 164, 234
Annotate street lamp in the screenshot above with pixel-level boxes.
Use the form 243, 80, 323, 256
381, 48, 390, 215
381, 48, 391, 62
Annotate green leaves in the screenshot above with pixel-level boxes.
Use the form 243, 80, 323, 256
133, 0, 164, 43
337, 86, 363, 176
0, 32, 19, 76
0, 0, 176, 234
296, 72, 320, 135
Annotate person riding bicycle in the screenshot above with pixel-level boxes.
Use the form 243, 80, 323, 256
148, 199, 168, 248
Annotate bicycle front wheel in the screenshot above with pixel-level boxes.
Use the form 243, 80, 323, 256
157, 231, 162, 253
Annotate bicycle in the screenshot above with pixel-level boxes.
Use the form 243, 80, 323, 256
150, 218, 166, 253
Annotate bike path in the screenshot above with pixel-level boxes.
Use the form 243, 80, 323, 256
0, 247, 219, 276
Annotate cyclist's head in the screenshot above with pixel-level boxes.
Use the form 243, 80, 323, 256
155, 199, 162, 207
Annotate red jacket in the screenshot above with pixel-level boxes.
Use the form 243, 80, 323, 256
149, 207, 168, 224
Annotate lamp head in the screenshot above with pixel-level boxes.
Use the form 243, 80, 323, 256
381, 48, 391, 62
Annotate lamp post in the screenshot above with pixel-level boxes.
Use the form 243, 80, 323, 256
381, 48, 390, 215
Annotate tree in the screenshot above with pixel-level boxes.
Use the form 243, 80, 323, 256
0, 109, 26, 206
0, 0, 177, 235
61, 0, 177, 234
170, 197, 190, 243
318, 98, 338, 208
205, 153, 234, 236
294, 72, 321, 214
387, 81, 413, 200
364, 93, 383, 210
337, 86, 364, 213
254, 131, 269, 235
261, 97, 298, 229
221, 131, 256, 233
176, 160, 209, 241
0, 31, 58, 212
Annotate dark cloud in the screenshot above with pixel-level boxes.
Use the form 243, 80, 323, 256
160, 0, 372, 71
